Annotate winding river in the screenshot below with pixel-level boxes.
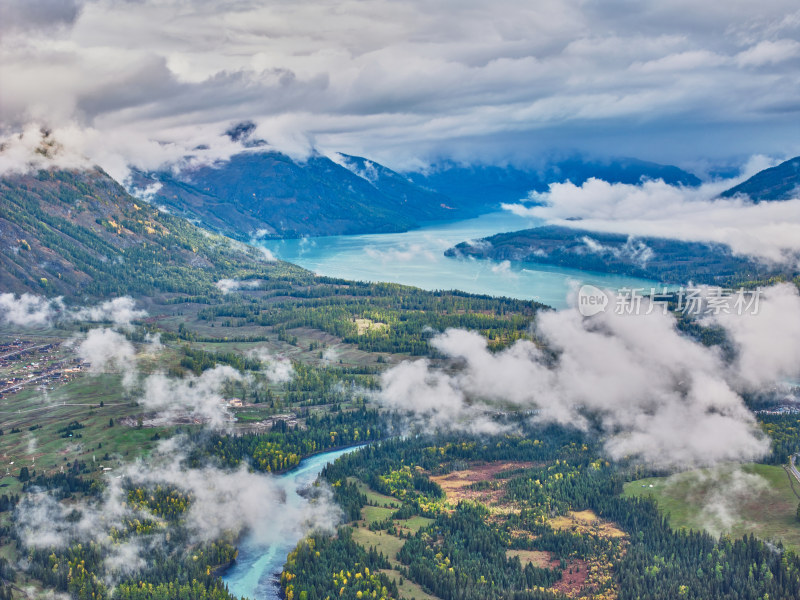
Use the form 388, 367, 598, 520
228, 213, 661, 598
222, 446, 362, 600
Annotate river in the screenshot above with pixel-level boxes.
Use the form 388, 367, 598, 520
260, 211, 658, 308
228, 213, 659, 597
222, 446, 362, 600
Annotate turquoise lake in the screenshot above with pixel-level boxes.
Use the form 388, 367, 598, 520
227, 213, 662, 597
260, 211, 658, 308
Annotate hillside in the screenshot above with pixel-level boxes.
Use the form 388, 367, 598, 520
131, 151, 703, 240
446, 225, 785, 285
720, 156, 800, 201
0, 167, 306, 299
408, 156, 702, 208
132, 151, 458, 240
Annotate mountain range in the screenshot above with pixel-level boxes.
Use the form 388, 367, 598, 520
132, 147, 703, 240
2, 152, 797, 299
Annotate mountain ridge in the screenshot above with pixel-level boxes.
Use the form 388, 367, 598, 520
445, 225, 788, 285
720, 156, 800, 202
0, 167, 305, 300
131, 150, 702, 240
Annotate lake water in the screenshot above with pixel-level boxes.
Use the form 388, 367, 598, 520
228, 214, 660, 597
261, 212, 657, 308
222, 446, 362, 600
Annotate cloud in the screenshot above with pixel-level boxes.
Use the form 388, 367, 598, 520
376, 284, 800, 470
76, 328, 137, 388
215, 278, 261, 294
706, 282, 800, 389
504, 177, 800, 265
16, 437, 342, 577
736, 38, 800, 66
0, 292, 63, 326
138, 365, 241, 428
364, 243, 438, 264
71, 296, 147, 328
681, 467, 770, 537
581, 235, 654, 266
247, 348, 294, 384
490, 259, 519, 278
321, 347, 339, 365
0, 293, 145, 328
0, 0, 82, 34
2, 1, 800, 174
257, 246, 277, 262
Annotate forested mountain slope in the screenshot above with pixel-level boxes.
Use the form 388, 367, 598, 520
721, 156, 800, 202
132, 151, 456, 240
446, 225, 789, 285
0, 168, 304, 299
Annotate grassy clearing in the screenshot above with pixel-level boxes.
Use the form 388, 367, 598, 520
351, 526, 406, 567
548, 509, 626, 539
395, 516, 433, 534
349, 477, 401, 508
623, 463, 800, 550
0, 372, 173, 493
379, 569, 440, 600
363, 505, 396, 524
506, 549, 555, 568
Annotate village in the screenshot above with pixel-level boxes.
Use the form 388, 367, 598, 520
0, 339, 87, 400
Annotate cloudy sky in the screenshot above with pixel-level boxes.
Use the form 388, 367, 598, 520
2, 0, 800, 171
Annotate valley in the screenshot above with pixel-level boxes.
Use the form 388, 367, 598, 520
1, 160, 800, 600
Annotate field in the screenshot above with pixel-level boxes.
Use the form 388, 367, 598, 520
0, 372, 172, 495
349, 476, 402, 508
348, 478, 441, 599
624, 463, 800, 550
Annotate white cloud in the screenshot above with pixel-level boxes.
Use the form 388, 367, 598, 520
71, 296, 146, 327
736, 38, 800, 66
15, 437, 342, 575
376, 284, 800, 470
1, 1, 800, 174
365, 243, 438, 264
247, 348, 294, 384
504, 177, 800, 265
76, 328, 137, 388
138, 365, 241, 429
0, 292, 63, 326
0, 293, 145, 328
215, 278, 261, 294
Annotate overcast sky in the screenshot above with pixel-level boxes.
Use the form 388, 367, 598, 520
1, 0, 800, 172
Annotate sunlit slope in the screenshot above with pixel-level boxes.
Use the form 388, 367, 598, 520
0, 168, 307, 298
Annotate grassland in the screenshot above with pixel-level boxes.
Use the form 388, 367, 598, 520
0, 373, 173, 495
624, 463, 800, 550
346, 478, 441, 599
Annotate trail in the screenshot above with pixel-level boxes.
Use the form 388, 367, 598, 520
782, 454, 800, 500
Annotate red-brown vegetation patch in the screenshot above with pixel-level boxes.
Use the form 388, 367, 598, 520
553, 559, 590, 596
507, 550, 592, 597
430, 461, 537, 505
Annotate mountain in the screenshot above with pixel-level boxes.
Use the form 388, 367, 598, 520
132, 151, 457, 240
720, 156, 800, 202
407, 157, 702, 208
446, 225, 783, 285
0, 168, 304, 299
335, 153, 455, 211
131, 150, 702, 241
